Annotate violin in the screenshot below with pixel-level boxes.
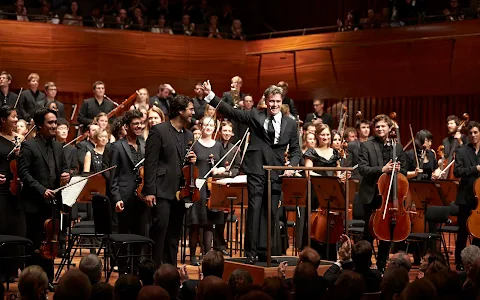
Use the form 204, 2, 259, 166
177, 142, 201, 203
135, 166, 145, 199
39, 199, 60, 260
371, 140, 411, 242
9, 127, 36, 195
467, 178, 480, 238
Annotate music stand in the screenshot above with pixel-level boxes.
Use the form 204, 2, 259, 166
311, 176, 347, 259
76, 174, 106, 203
409, 180, 448, 233
282, 178, 307, 254
435, 179, 459, 205
210, 181, 248, 257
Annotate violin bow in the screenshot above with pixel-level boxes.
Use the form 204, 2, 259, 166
52, 165, 117, 193
409, 124, 420, 169
226, 128, 250, 172
13, 87, 23, 109
7, 124, 36, 158
195, 138, 243, 190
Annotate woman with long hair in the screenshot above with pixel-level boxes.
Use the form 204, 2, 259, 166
93, 112, 115, 143
188, 117, 225, 265
83, 128, 109, 174
130, 88, 150, 111
144, 106, 164, 140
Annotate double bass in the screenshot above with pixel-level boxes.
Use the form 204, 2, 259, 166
371, 139, 411, 242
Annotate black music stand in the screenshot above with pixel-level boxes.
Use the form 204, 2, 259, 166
210, 181, 248, 257
282, 178, 307, 254
310, 176, 347, 259
436, 179, 459, 205
409, 180, 448, 233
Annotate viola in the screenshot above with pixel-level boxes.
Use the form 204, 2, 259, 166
178, 143, 201, 203
39, 201, 60, 260
371, 141, 411, 241
135, 165, 145, 198
467, 178, 480, 238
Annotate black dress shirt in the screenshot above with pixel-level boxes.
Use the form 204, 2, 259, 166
38, 134, 58, 188
78, 98, 116, 126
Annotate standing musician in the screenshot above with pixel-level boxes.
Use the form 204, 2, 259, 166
37, 82, 66, 119
358, 114, 407, 272
18, 73, 46, 122
0, 106, 26, 281
453, 121, 480, 271
18, 107, 70, 285
202, 81, 300, 265
188, 116, 225, 266
111, 110, 148, 273
56, 118, 78, 175
77, 81, 116, 127
304, 99, 332, 128
0, 72, 18, 107
144, 94, 197, 266
348, 118, 372, 180
406, 130, 438, 181
442, 115, 468, 159
149, 83, 176, 117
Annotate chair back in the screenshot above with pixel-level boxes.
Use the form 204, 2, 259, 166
91, 194, 113, 235
425, 205, 450, 224
449, 202, 460, 216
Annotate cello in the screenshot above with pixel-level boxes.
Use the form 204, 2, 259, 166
467, 178, 480, 238
371, 138, 411, 242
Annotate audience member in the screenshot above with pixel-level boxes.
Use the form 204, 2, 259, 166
352, 240, 381, 292
239, 290, 273, 300
137, 285, 170, 300
426, 269, 462, 300
114, 274, 142, 300
262, 277, 290, 300
381, 265, 409, 300
79, 254, 102, 285
90, 282, 114, 300
292, 262, 324, 299
388, 251, 412, 272
228, 268, 253, 298
18, 265, 49, 300
400, 278, 437, 300
154, 263, 181, 299
329, 270, 365, 300
53, 269, 92, 300
138, 259, 156, 286
195, 275, 229, 300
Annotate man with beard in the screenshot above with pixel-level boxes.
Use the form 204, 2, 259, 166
144, 94, 197, 266
202, 81, 300, 265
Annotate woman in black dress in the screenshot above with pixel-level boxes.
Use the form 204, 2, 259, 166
188, 117, 225, 265
0, 105, 26, 281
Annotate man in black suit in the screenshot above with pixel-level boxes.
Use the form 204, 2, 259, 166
149, 83, 176, 117
348, 118, 372, 180
0, 71, 18, 107
192, 82, 207, 124
76, 123, 99, 173
304, 99, 332, 128
18, 73, 47, 122
442, 115, 469, 160
144, 94, 197, 266
18, 107, 70, 283
203, 81, 301, 264
111, 110, 148, 272
77, 81, 116, 127
221, 76, 245, 108
37, 82, 66, 119
358, 114, 407, 272
453, 121, 480, 270
277, 81, 298, 117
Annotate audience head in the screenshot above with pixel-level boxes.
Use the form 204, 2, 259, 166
399, 278, 437, 300
228, 268, 253, 297
79, 254, 102, 285
54, 269, 92, 300
467, 257, 480, 290
293, 262, 320, 297
137, 286, 170, 300
332, 270, 365, 300
262, 277, 289, 300
154, 263, 180, 299
381, 264, 409, 300
298, 246, 321, 268
18, 265, 49, 300
388, 251, 412, 272
202, 250, 225, 278
195, 276, 229, 300
352, 240, 373, 269
461, 245, 480, 273
420, 250, 447, 273
90, 282, 114, 300
426, 269, 461, 299
137, 259, 156, 286
114, 274, 142, 300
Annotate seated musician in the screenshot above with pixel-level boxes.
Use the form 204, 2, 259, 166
453, 121, 480, 271
358, 114, 407, 273
18, 107, 70, 287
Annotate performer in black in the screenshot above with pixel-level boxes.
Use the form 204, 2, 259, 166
144, 94, 196, 266
203, 81, 300, 265
453, 121, 480, 271
77, 81, 115, 127
358, 114, 407, 273
18, 107, 70, 284
0, 106, 26, 282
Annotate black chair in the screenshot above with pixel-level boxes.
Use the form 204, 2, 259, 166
439, 202, 460, 254
91, 195, 154, 281
0, 235, 32, 290
405, 205, 450, 263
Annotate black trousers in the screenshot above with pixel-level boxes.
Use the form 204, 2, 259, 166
244, 174, 281, 258
25, 204, 55, 281
213, 213, 228, 250
456, 204, 480, 264
362, 198, 391, 270
150, 198, 186, 266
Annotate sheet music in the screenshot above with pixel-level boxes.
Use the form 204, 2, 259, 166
61, 176, 88, 207
215, 175, 247, 185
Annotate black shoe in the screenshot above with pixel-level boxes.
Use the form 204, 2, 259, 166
220, 249, 231, 256
456, 263, 465, 271
246, 256, 256, 265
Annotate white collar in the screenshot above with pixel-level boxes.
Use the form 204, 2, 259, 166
269, 112, 282, 123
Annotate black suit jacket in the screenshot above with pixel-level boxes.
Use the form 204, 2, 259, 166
110, 138, 145, 205
348, 140, 362, 180
63, 144, 78, 175
210, 96, 301, 180
18, 90, 47, 121
78, 98, 116, 127
18, 135, 68, 213
453, 144, 479, 207
221, 91, 245, 107
150, 96, 171, 117
76, 140, 95, 174
144, 122, 194, 199
442, 134, 468, 158
2, 91, 18, 107
304, 112, 333, 128
358, 138, 407, 205
37, 99, 66, 119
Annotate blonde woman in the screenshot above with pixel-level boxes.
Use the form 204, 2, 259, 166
144, 106, 164, 140
83, 128, 109, 174
94, 112, 115, 143
130, 88, 150, 111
